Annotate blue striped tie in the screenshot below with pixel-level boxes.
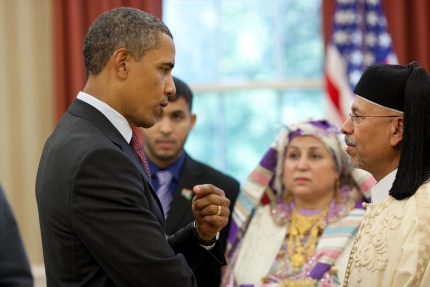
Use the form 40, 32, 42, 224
156, 170, 174, 219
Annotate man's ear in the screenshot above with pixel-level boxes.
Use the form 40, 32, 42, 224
390, 117, 403, 147
189, 114, 197, 131
112, 48, 130, 79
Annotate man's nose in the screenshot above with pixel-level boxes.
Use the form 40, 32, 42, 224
159, 118, 173, 134
341, 117, 352, 135
165, 76, 176, 98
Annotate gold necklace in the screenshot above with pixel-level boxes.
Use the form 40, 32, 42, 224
288, 205, 329, 272
278, 278, 317, 287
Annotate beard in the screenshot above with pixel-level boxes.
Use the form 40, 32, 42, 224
345, 136, 366, 169
348, 153, 366, 169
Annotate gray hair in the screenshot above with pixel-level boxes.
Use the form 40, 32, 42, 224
83, 7, 173, 79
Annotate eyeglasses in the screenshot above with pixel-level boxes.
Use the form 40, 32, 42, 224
348, 113, 400, 124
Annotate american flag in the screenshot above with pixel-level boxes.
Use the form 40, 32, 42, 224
325, 0, 398, 126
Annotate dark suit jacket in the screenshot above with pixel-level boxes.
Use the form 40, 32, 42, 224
36, 99, 225, 286
164, 154, 240, 287
0, 184, 33, 286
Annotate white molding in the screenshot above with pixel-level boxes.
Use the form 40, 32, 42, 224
190, 78, 324, 93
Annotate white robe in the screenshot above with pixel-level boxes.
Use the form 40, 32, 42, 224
344, 182, 430, 286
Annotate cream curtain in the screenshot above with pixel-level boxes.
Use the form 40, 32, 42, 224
0, 0, 53, 266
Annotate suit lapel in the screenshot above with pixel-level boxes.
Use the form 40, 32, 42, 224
165, 154, 202, 233
67, 99, 163, 217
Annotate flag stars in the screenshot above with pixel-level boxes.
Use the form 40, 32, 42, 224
334, 30, 349, 44
363, 52, 376, 65
365, 32, 376, 47
387, 53, 398, 64
366, 0, 379, 5
351, 31, 362, 45
335, 9, 356, 25
379, 33, 391, 47
349, 70, 362, 86
351, 50, 363, 65
366, 11, 379, 26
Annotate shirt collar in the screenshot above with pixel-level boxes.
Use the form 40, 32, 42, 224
77, 92, 133, 143
146, 151, 186, 181
371, 169, 397, 203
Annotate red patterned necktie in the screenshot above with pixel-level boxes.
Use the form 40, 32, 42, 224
129, 131, 151, 177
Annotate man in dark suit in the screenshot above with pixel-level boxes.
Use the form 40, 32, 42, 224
0, 184, 33, 286
36, 8, 230, 286
141, 77, 240, 287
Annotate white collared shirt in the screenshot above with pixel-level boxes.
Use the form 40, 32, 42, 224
371, 169, 397, 203
77, 91, 132, 143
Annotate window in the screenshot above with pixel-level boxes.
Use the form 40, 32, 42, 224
163, 0, 324, 184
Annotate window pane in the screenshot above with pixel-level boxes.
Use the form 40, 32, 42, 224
280, 89, 325, 125
163, 0, 323, 83
281, 0, 323, 78
185, 89, 324, 184
163, 0, 220, 84
219, 1, 277, 82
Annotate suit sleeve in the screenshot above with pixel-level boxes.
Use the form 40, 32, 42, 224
70, 147, 198, 287
0, 185, 33, 286
167, 223, 226, 273
220, 179, 240, 251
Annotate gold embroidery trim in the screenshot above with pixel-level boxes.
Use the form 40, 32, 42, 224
412, 185, 430, 287
343, 196, 402, 287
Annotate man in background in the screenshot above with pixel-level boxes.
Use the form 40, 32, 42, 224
0, 184, 33, 286
142, 76, 240, 287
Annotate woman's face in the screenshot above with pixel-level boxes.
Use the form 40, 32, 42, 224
283, 136, 339, 202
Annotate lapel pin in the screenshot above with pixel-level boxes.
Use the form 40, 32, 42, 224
181, 188, 193, 201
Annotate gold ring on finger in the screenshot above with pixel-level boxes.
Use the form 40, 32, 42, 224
216, 205, 221, 216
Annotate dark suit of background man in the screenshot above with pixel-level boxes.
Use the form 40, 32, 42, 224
142, 77, 240, 287
0, 184, 33, 286
36, 7, 231, 286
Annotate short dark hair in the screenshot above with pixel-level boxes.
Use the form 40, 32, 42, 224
170, 77, 193, 111
83, 7, 172, 79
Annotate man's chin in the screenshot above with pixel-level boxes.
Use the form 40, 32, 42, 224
154, 150, 180, 161
348, 157, 365, 169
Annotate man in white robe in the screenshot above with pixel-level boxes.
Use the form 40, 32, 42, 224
341, 61, 430, 286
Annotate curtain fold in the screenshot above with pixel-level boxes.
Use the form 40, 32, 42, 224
0, 0, 54, 265
323, 0, 430, 71
53, 0, 163, 123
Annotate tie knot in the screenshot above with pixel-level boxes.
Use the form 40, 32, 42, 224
156, 170, 173, 185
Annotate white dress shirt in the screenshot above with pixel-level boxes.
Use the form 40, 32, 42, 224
77, 91, 132, 143
371, 169, 397, 203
